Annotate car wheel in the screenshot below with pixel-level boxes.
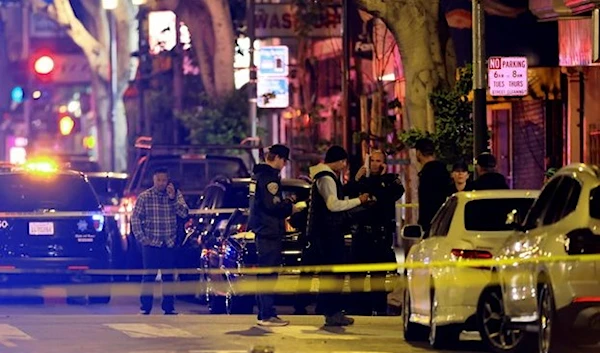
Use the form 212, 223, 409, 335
402, 287, 427, 341
477, 286, 528, 353
537, 282, 562, 353
429, 289, 460, 349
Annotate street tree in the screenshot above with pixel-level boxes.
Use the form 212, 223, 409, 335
32, 0, 136, 172
354, 0, 451, 133
146, 0, 235, 98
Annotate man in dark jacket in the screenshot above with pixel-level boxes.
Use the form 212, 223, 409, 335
306, 145, 369, 326
471, 152, 510, 190
414, 138, 450, 231
350, 150, 405, 315
248, 144, 297, 326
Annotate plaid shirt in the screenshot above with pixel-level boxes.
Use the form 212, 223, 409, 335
131, 186, 189, 248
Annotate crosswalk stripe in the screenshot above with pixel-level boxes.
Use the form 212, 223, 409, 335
104, 324, 195, 338
0, 324, 34, 347
264, 325, 359, 340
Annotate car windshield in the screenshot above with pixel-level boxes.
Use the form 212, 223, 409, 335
139, 157, 247, 191
0, 173, 101, 212
464, 198, 535, 231
87, 176, 127, 205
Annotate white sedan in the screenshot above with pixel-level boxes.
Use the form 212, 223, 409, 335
401, 189, 539, 349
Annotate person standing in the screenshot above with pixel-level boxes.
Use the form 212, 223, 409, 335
414, 138, 450, 231
350, 150, 405, 315
131, 167, 189, 315
248, 144, 298, 327
306, 145, 370, 326
471, 152, 510, 190
447, 160, 473, 196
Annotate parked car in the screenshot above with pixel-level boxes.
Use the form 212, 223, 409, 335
476, 164, 600, 353
401, 189, 539, 349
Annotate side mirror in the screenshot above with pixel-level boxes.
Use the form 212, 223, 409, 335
401, 224, 423, 240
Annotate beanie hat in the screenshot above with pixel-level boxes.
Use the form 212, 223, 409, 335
324, 145, 348, 164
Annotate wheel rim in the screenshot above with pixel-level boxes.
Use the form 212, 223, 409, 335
539, 286, 552, 353
482, 290, 522, 350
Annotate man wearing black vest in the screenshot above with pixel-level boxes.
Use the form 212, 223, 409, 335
248, 144, 298, 327
306, 145, 370, 326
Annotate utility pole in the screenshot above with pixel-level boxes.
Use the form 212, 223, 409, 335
472, 0, 487, 175
108, 10, 117, 171
22, 1, 31, 142
137, 6, 148, 137
247, 0, 258, 161
341, 0, 351, 154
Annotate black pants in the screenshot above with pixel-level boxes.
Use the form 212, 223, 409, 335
294, 241, 319, 313
140, 245, 176, 313
350, 233, 396, 314
315, 236, 346, 317
256, 236, 282, 320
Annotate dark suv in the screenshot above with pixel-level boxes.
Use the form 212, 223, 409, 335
0, 164, 122, 303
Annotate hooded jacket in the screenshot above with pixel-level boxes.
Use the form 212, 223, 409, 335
247, 163, 293, 239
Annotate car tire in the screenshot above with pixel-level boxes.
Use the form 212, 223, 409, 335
402, 287, 427, 341
477, 286, 530, 353
429, 289, 461, 349
536, 282, 563, 353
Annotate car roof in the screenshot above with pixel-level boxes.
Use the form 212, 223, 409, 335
555, 163, 600, 179
0, 169, 86, 177
453, 189, 540, 201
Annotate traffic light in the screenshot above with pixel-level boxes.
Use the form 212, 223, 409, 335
59, 115, 75, 136
33, 55, 55, 82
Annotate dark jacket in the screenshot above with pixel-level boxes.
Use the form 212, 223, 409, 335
418, 160, 451, 230
471, 172, 509, 190
247, 164, 293, 239
353, 173, 405, 229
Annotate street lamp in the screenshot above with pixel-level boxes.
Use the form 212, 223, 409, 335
102, 0, 119, 171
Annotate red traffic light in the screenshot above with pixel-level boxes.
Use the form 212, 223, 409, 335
34, 56, 55, 75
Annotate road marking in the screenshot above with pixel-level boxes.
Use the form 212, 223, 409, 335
266, 325, 359, 340
104, 324, 195, 338
0, 324, 33, 347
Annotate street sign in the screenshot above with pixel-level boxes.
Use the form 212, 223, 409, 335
255, 4, 342, 38
257, 78, 289, 109
257, 46, 289, 77
487, 56, 528, 96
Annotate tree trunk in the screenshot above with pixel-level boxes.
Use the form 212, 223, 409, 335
355, 0, 449, 133
90, 75, 112, 170
203, 0, 235, 97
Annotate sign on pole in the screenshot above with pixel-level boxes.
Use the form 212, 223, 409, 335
257, 46, 289, 77
257, 78, 289, 109
487, 56, 528, 96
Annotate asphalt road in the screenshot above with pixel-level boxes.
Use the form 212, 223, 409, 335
0, 297, 485, 353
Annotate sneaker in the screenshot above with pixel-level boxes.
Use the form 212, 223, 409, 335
257, 316, 290, 327
325, 312, 354, 326
139, 310, 150, 315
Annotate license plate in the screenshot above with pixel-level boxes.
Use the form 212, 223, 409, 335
29, 222, 54, 235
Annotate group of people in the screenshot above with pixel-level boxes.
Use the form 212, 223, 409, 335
126, 138, 516, 325
248, 144, 405, 327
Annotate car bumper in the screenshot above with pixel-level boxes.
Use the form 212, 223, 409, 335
0, 257, 110, 286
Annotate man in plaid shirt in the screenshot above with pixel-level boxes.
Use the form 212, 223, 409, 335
131, 167, 189, 315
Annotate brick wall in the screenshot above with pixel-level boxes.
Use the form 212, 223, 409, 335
511, 100, 546, 189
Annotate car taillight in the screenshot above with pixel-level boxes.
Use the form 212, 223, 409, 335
119, 196, 136, 214
92, 214, 104, 232
450, 249, 493, 259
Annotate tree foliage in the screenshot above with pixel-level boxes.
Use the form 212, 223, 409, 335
399, 65, 474, 165
175, 86, 248, 147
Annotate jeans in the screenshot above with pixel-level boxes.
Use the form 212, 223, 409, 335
140, 245, 176, 313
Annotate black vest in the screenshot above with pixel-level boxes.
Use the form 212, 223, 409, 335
306, 170, 346, 240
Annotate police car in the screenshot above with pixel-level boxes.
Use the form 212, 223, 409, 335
0, 159, 119, 303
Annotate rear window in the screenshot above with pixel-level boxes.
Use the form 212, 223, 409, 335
464, 198, 535, 231
139, 158, 247, 191
87, 176, 127, 205
0, 173, 101, 212
591, 186, 600, 219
